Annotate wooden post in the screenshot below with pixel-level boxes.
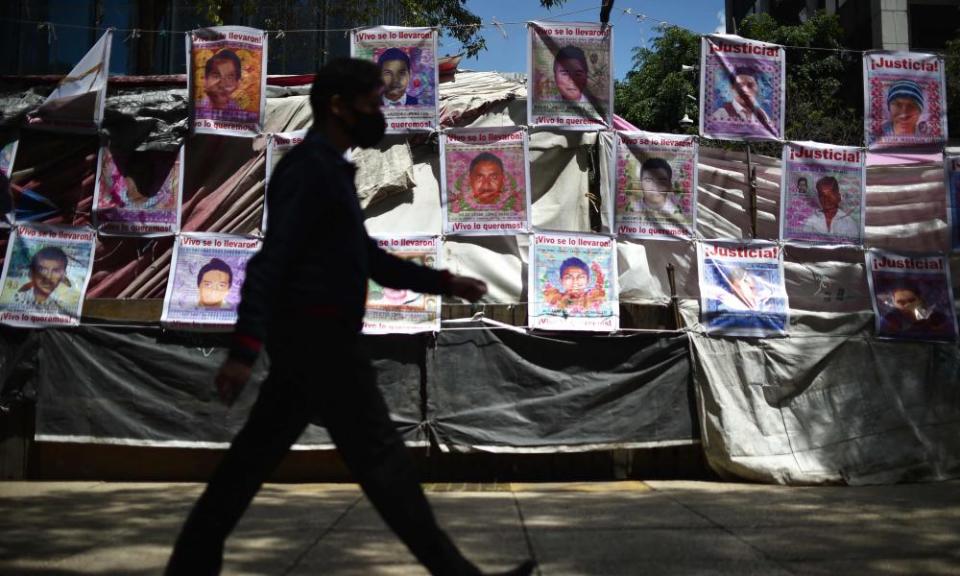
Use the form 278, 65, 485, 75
746, 143, 758, 239
667, 263, 682, 330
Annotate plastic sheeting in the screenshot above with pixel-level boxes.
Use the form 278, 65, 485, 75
3, 325, 696, 452
692, 333, 960, 485
428, 323, 695, 452
26, 327, 429, 448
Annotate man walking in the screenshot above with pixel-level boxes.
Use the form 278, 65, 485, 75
165, 58, 535, 576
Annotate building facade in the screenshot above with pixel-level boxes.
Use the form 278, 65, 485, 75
0, 0, 406, 76
725, 0, 960, 51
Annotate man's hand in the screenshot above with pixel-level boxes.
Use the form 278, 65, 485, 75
215, 357, 253, 406
448, 275, 488, 302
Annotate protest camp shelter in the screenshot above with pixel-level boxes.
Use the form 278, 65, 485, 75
0, 66, 959, 486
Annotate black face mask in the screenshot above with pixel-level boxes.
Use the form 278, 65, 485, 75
347, 107, 387, 149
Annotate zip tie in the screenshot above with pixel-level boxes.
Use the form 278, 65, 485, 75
125, 28, 141, 43
275, 29, 285, 40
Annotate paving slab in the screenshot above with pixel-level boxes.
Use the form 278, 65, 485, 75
1, 480, 958, 575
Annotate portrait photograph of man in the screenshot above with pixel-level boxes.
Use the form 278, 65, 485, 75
442, 128, 530, 235
528, 21, 612, 128
799, 176, 860, 240
864, 51, 947, 148
0, 226, 96, 327
700, 35, 784, 141
378, 48, 419, 107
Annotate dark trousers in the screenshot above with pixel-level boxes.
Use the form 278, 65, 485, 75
165, 328, 478, 576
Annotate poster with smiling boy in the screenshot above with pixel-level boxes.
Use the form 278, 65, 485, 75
188, 26, 267, 137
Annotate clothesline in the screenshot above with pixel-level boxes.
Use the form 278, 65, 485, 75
2, 6, 956, 59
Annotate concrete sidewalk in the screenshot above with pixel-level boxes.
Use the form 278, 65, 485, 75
1, 479, 958, 575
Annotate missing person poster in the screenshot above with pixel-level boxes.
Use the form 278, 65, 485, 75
863, 51, 948, 150
613, 131, 698, 239
188, 26, 267, 137
948, 155, 960, 251
363, 236, 441, 334
528, 21, 613, 129
30, 30, 112, 131
263, 129, 308, 233
92, 146, 183, 236
0, 225, 96, 327
698, 241, 789, 337
866, 250, 957, 342
780, 141, 865, 245
700, 34, 785, 142
529, 232, 618, 332
440, 128, 530, 235
161, 233, 261, 330
351, 26, 438, 133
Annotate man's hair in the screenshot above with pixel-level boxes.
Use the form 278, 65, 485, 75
640, 157, 673, 182
559, 257, 589, 278
815, 175, 840, 195
197, 258, 233, 287
310, 58, 383, 121
30, 246, 68, 273
553, 46, 588, 72
204, 49, 242, 78
469, 152, 504, 174
377, 47, 411, 70
732, 65, 760, 80
797, 176, 808, 185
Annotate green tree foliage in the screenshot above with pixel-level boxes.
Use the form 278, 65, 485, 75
614, 25, 700, 135
738, 12, 861, 146
615, 13, 862, 147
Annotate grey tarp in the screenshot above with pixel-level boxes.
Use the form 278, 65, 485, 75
692, 333, 960, 485
6, 324, 698, 451
25, 327, 426, 448
427, 322, 696, 452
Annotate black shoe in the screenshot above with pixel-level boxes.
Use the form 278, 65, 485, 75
487, 559, 536, 576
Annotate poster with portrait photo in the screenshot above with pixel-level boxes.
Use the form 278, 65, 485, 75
92, 146, 183, 236
866, 250, 957, 342
188, 26, 267, 137
947, 155, 960, 251
351, 26, 438, 133
528, 21, 613, 130
262, 129, 308, 233
863, 51, 948, 150
780, 141, 865, 246
161, 233, 261, 330
440, 128, 530, 236
529, 232, 618, 332
698, 241, 789, 337
700, 34, 784, 142
363, 236, 441, 334
613, 131, 697, 239
0, 224, 95, 328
